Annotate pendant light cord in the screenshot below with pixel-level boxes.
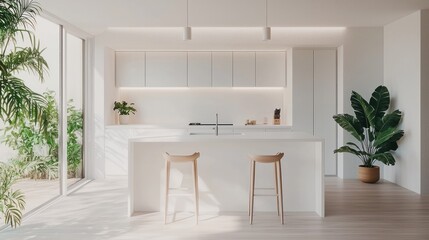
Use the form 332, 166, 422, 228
265, 0, 268, 27
187, 0, 189, 27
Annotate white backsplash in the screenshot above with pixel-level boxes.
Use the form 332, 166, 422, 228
118, 88, 288, 126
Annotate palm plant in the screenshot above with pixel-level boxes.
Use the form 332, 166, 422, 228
333, 85, 404, 168
0, 0, 48, 228
0, 163, 25, 228
0, 0, 48, 127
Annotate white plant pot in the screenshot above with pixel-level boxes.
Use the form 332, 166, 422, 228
118, 115, 130, 125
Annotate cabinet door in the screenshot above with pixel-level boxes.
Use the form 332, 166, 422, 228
292, 49, 314, 133
115, 52, 145, 87
188, 52, 212, 87
146, 52, 187, 87
314, 49, 337, 175
233, 52, 256, 87
256, 52, 286, 87
212, 52, 233, 87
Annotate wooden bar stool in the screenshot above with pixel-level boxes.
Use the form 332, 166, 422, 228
248, 152, 284, 224
163, 152, 200, 224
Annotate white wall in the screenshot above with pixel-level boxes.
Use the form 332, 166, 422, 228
384, 10, 429, 194
118, 88, 285, 126
337, 27, 384, 179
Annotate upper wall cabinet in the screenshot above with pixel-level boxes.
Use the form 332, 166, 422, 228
212, 52, 233, 87
116, 52, 145, 87
115, 51, 287, 88
256, 52, 286, 87
188, 52, 212, 87
233, 52, 256, 87
146, 52, 188, 87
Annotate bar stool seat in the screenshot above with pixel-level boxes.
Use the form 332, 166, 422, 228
248, 152, 285, 224
163, 152, 200, 224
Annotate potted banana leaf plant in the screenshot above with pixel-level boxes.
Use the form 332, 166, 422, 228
333, 86, 404, 183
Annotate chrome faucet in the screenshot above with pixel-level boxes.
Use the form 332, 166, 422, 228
215, 113, 219, 136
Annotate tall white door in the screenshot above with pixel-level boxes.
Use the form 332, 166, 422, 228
314, 50, 337, 175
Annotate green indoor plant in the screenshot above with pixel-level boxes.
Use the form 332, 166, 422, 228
113, 101, 136, 125
0, 163, 25, 228
0, 0, 49, 227
2, 91, 83, 180
333, 85, 404, 183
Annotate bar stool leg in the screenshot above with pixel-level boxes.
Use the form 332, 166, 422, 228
249, 161, 256, 224
192, 160, 199, 224
164, 160, 171, 224
277, 161, 284, 224
274, 163, 280, 216
248, 160, 252, 216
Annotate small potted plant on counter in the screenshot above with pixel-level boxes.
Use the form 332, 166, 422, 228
333, 86, 404, 183
113, 101, 137, 125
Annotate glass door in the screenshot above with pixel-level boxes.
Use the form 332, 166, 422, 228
65, 33, 85, 187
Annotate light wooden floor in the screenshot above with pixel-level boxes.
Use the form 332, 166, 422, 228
1, 177, 428, 240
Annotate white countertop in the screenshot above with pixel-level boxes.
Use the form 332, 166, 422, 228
106, 124, 292, 129
129, 132, 323, 143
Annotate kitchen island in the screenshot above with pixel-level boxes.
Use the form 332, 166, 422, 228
128, 132, 324, 217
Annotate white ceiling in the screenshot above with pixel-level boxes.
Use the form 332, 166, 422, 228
39, 0, 429, 35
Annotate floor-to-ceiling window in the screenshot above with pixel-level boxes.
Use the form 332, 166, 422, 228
0, 15, 87, 221
66, 33, 85, 187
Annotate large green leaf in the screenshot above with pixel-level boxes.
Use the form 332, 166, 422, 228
350, 91, 368, 128
376, 141, 398, 154
380, 110, 402, 132
374, 128, 404, 148
371, 152, 396, 166
351, 91, 376, 128
333, 114, 364, 141
334, 146, 367, 157
346, 142, 362, 151
369, 86, 390, 119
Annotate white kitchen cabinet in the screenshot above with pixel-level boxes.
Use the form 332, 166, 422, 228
314, 49, 337, 176
233, 52, 256, 87
291, 48, 337, 175
256, 52, 286, 87
146, 52, 188, 87
188, 52, 212, 87
115, 52, 145, 87
292, 49, 314, 133
212, 52, 233, 87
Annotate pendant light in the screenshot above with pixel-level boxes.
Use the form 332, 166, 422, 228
263, 0, 271, 41
183, 0, 191, 40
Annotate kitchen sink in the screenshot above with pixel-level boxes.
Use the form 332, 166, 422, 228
189, 132, 244, 136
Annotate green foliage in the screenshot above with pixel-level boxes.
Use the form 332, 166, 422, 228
0, 0, 49, 228
0, 163, 25, 228
2, 91, 83, 179
113, 101, 136, 116
67, 100, 83, 178
333, 86, 404, 167
3, 91, 58, 179
0, 0, 49, 129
